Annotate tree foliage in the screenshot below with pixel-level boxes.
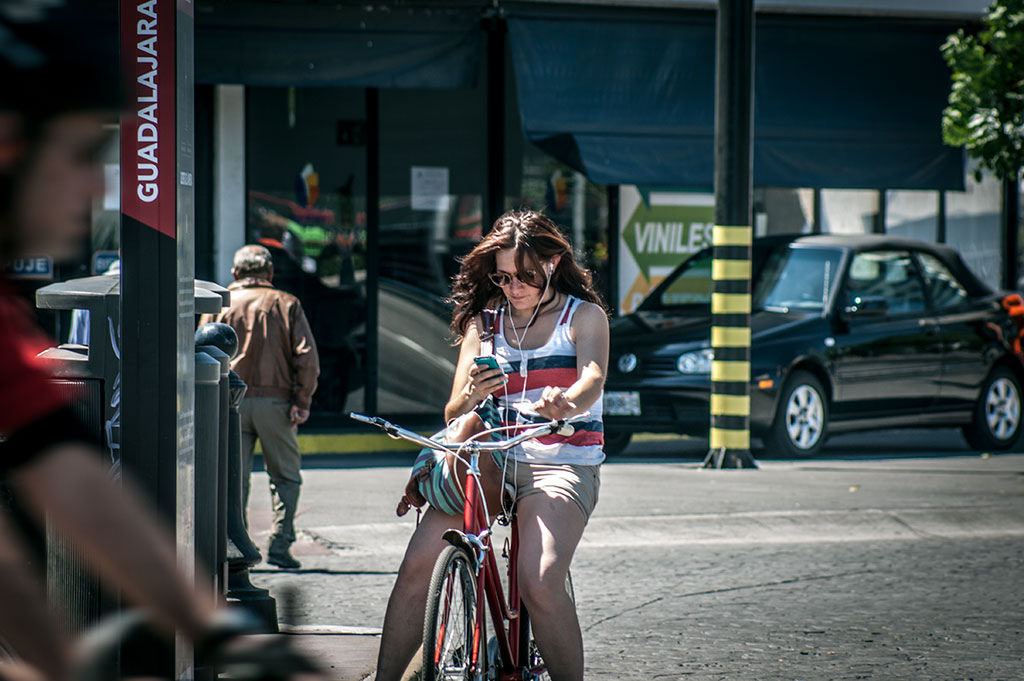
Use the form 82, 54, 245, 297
942, 0, 1024, 181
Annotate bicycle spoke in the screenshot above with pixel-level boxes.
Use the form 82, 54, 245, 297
423, 546, 477, 681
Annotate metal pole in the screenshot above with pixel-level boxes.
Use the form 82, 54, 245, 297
607, 185, 620, 313
937, 191, 947, 244
486, 15, 507, 230
1002, 172, 1021, 291
365, 88, 380, 415
120, 2, 195, 673
706, 0, 757, 469
812, 188, 822, 234
876, 189, 887, 234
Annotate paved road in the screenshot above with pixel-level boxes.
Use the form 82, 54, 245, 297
247, 428, 1024, 680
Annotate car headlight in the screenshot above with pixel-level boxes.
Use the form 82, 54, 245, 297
617, 353, 638, 373
677, 348, 713, 374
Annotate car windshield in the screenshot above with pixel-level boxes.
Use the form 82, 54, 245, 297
638, 243, 842, 313
638, 251, 714, 310
752, 246, 842, 312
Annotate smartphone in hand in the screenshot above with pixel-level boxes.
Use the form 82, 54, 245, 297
473, 355, 502, 373
473, 356, 508, 387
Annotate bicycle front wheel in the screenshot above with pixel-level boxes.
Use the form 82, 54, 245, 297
423, 545, 478, 681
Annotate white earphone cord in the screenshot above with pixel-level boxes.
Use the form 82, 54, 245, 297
499, 262, 555, 517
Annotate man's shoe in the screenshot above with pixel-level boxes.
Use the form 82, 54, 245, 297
266, 549, 301, 570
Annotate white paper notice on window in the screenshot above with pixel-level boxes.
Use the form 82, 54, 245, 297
103, 164, 120, 210
411, 166, 449, 211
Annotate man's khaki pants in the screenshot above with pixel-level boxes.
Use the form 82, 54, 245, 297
240, 397, 302, 554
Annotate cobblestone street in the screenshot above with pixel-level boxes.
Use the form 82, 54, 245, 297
248, 430, 1024, 680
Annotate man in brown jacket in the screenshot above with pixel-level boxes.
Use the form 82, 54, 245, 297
213, 245, 319, 569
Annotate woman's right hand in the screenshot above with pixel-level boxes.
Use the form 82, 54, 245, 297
464, 363, 507, 403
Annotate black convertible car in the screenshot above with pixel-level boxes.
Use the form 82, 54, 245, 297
604, 234, 1024, 457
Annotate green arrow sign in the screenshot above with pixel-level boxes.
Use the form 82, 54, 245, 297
623, 201, 715, 280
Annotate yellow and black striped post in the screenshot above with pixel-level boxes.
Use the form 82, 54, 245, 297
705, 0, 757, 468
705, 225, 757, 467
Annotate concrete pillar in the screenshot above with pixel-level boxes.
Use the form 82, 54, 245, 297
214, 85, 246, 286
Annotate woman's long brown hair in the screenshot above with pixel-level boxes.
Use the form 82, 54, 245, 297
448, 210, 607, 342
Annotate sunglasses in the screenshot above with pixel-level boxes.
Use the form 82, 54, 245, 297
489, 269, 542, 288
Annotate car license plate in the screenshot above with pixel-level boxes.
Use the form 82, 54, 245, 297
604, 391, 641, 416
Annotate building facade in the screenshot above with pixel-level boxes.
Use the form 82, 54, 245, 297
20, 0, 1018, 428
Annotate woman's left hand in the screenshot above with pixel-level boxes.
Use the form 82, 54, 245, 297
532, 386, 577, 420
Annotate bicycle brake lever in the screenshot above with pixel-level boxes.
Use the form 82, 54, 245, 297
353, 413, 399, 437
555, 420, 575, 437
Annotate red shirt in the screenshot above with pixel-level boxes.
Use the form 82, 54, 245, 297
0, 279, 68, 435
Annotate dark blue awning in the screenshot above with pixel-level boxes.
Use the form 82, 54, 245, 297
508, 9, 965, 190
197, 4, 480, 89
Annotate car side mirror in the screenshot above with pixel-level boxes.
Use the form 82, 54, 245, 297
842, 295, 889, 317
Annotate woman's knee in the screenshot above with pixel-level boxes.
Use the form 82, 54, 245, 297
517, 566, 571, 610
395, 545, 435, 584
396, 511, 459, 580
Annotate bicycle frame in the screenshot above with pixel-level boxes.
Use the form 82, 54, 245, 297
458, 448, 532, 681
351, 411, 583, 680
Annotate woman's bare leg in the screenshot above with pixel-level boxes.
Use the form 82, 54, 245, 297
515, 493, 587, 681
375, 508, 460, 681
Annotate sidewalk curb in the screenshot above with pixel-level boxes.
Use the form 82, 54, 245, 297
284, 431, 696, 456
260, 432, 425, 455
283, 624, 382, 635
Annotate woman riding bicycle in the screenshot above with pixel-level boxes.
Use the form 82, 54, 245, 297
375, 210, 609, 681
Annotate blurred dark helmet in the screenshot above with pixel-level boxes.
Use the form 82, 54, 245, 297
0, 0, 120, 125
1, 1, 120, 258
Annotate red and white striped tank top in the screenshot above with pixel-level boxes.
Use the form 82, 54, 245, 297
492, 295, 605, 465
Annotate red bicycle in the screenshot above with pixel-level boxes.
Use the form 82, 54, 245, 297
351, 412, 582, 681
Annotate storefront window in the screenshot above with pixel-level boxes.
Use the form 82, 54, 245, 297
509, 144, 610, 304
375, 87, 485, 415
821, 189, 879, 234
91, 124, 121, 276
756, 188, 814, 235
946, 161, 1001, 289
886, 190, 937, 242
246, 87, 368, 419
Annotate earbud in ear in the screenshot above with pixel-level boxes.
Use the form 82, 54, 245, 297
547, 262, 555, 275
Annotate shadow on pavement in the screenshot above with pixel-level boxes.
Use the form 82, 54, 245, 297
609, 428, 1014, 463
250, 568, 398, 576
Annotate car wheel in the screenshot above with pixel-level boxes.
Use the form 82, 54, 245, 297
763, 370, 829, 458
962, 366, 1023, 451
603, 431, 632, 456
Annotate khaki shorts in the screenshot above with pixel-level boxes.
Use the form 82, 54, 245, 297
502, 460, 601, 521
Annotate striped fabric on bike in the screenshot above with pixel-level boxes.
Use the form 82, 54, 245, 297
409, 399, 505, 517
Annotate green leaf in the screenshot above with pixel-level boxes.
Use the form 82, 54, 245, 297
942, 0, 1024, 180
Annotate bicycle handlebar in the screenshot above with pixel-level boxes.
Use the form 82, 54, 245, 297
349, 411, 586, 453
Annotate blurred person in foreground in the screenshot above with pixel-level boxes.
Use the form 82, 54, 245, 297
0, 3, 318, 681
200, 245, 319, 570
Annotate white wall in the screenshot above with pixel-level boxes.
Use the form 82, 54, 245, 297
214, 85, 246, 286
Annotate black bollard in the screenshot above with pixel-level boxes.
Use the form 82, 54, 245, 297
196, 343, 230, 595
195, 322, 277, 630
193, 350, 221, 600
